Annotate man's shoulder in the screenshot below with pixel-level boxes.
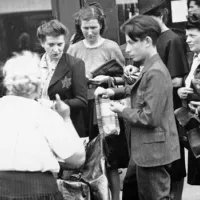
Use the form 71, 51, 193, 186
149, 56, 169, 75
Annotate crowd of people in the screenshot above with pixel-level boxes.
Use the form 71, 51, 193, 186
0, 0, 200, 200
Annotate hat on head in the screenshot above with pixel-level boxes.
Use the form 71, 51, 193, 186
138, 0, 165, 14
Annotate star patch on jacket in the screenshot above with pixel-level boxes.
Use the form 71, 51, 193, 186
61, 76, 71, 89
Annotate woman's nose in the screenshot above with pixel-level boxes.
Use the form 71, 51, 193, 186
87, 29, 93, 35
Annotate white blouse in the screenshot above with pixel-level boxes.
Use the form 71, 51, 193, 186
0, 96, 83, 173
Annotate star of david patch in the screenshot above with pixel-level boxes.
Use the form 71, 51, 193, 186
61, 76, 71, 89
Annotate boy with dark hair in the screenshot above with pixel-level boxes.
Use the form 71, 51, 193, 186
125, 1, 189, 199
95, 15, 180, 200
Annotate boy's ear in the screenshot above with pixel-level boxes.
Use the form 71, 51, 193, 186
145, 36, 153, 47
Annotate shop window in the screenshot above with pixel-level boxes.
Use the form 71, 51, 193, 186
0, 11, 53, 63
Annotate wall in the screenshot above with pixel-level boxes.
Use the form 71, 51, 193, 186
0, 0, 51, 14
51, 0, 81, 39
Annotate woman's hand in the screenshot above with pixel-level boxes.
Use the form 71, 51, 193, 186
94, 87, 115, 98
89, 75, 110, 85
177, 87, 194, 99
53, 94, 70, 121
110, 101, 125, 113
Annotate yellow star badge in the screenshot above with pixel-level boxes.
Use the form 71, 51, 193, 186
61, 76, 71, 89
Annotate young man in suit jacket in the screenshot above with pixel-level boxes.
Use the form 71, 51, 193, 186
95, 15, 180, 200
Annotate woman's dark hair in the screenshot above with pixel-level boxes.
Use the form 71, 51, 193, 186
121, 15, 161, 46
37, 19, 69, 43
187, 0, 200, 8
186, 13, 200, 30
71, 2, 106, 44
145, 2, 169, 25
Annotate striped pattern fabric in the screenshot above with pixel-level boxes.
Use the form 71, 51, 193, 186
0, 171, 63, 200
95, 97, 120, 136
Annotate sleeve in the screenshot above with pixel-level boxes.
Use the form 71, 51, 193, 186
167, 37, 189, 78
64, 59, 88, 109
110, 41, 125, 66
44, 111, 83, 160
112, 85, 131, 100
121, 70, 168, 128
67, 45, 75, 57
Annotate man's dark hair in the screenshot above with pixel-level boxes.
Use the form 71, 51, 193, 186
144, 2, 169, 25
186, 13, 200, 30
37, 19, 69, 43
187, 0, 200, 8
121, 15, 161, 46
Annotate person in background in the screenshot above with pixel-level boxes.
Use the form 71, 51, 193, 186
124, 1, 189, 199
177, 13, 200, 186
70, 2, 101, 45
0, 51, 85, 199
67, 3, 127, 200
95, 15, 180, 200
37, 19, 87, 138
188, 0, 200, 16
17, 32, 32, 52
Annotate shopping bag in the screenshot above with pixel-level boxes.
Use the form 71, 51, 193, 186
95, 97, 120, 137
57, 134, 110, 200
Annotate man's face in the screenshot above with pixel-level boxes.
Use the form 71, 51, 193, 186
125, 35, 146, 62
80, 19, 101, 44
186, 28, 200, 52
41, 35, 65, 60
188, 1, 200, 15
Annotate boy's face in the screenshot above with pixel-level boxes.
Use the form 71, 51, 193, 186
186, 28, 200, 53
125, 35, 147, 62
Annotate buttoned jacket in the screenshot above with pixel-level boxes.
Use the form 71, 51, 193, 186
47, 53, 87, 137
114, 54, 180, 167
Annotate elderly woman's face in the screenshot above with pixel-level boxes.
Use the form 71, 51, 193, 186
188, 1, 200, 15
80, 19, 101, 44
186, 28, 200, 52
41, 35, 65, 60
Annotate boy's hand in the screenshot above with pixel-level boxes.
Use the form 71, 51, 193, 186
177, 87, 193, 99
95, 87, 115, 98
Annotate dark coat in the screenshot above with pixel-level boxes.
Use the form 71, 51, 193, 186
113, 54, 180, 167
48, 53, 87, 137
184, 51, 200, 185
